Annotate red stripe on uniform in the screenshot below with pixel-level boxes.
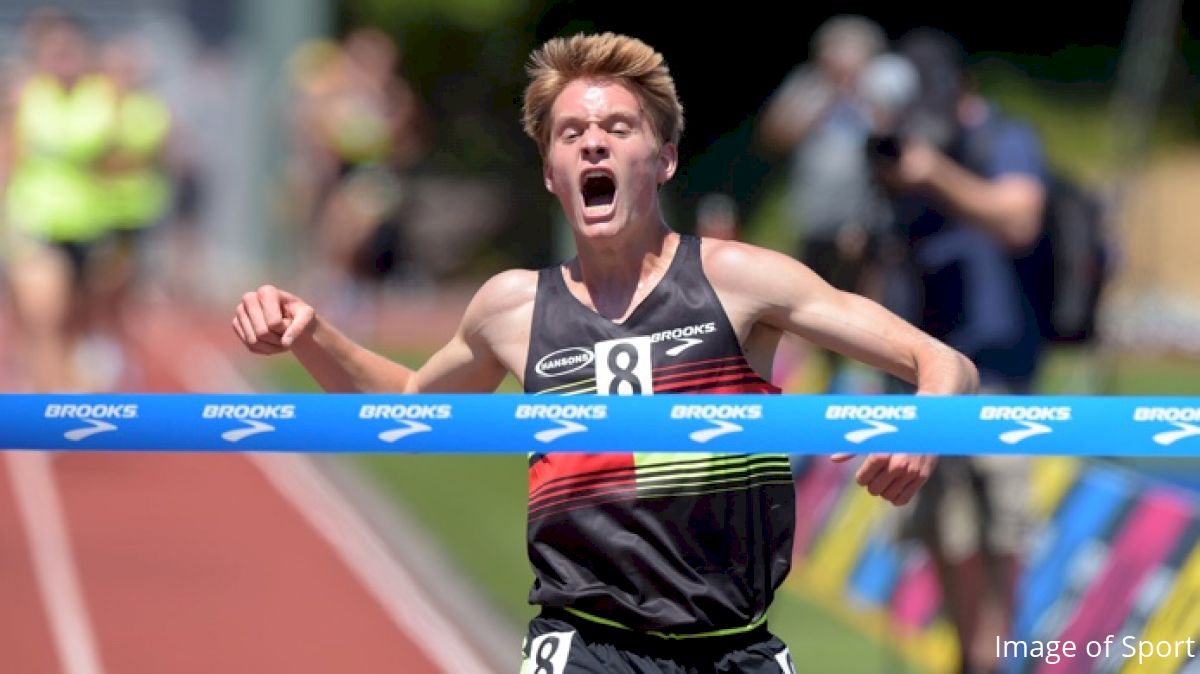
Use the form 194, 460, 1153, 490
528, 453, 636, 499
694, 382, 782, 394
654, 364, 756, 383
529, 482, 641, 518
654, 372, 777, 393
652, 355, 745, 373
530, 468, 639, 503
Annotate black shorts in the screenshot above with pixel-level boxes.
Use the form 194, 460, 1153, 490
520, 609, 796, 674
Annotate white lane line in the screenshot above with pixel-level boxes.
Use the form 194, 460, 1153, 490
8, 452, 106, 674
180, 342, 495, 674
250, 453, 495, 674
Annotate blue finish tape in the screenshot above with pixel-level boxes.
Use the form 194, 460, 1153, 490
1, 394, 1198, 455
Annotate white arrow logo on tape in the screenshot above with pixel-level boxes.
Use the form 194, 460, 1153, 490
844, 420, 898, 444
222, 420, 275, 443
378, 420, 433, 443
690, 420, 743, 443
999, 421, 1053, 445
64, 419, 117, 442
1154, 423, 1200, 447
535, 420, 587, 444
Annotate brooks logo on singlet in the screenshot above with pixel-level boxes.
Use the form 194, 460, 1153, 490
649, 322, 716, 343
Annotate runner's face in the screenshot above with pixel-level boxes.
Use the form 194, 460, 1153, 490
543, 79, 676, 240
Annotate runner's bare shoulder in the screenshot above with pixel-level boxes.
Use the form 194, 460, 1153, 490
464, 268, 538, 327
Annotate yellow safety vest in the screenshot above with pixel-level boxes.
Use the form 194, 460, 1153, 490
5, 74, 116, 242
100, 90, 172, 230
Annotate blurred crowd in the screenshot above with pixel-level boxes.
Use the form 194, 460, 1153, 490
0, 9, 185, 392
756, 16, 1118, 674
0, 6, 1166, 404
283, 26, 432, 312
0, 9, 434, 393
758, 16, 1112, 397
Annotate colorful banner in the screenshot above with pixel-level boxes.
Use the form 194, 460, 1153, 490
789, 457, 1200, 674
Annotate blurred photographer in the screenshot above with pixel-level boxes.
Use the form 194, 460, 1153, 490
868, 29, 1049, 674
759, 15, 893, 391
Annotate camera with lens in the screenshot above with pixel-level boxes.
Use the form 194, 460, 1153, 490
865, 133, 903, 165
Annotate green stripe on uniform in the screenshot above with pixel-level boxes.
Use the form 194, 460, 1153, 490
536, 378, 598, 395
633, 453, 791, 482
563, 607, 768, 640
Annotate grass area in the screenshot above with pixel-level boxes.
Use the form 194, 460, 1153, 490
1035, 347, 1200, 395
356, 453, 535, 626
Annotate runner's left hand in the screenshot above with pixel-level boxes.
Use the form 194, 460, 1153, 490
831, 453, 935, 506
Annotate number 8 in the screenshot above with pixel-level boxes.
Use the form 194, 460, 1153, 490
594, 336, 652, 396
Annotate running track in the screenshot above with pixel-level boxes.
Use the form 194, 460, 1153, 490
0, 302, 500, 674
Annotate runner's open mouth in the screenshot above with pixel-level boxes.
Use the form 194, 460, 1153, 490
582, 174, 616, 208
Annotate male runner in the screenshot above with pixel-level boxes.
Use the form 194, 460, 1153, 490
233, 32, 979, 674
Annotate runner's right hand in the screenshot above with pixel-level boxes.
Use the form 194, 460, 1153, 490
232, 285, 316, 355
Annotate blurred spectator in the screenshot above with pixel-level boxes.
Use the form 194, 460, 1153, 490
98, 37, 172, 237
84, 35, 174, 375
286, 27, 431, 316
759, 15, 893, 392
695, 192, 739, 241
871, 28, 1049, 674
760, 15, 888, 294
1, 10, 114, 391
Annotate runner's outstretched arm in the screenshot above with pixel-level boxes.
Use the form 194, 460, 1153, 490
704, 240, 979, 505
232, 270, 532, 393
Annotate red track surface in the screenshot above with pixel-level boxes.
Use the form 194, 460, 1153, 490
0, 458, 61, 673
0, 305, 480, 674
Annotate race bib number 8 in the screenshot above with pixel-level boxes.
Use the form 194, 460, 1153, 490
520, 631, 575, 674
595, 336, 653, 396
